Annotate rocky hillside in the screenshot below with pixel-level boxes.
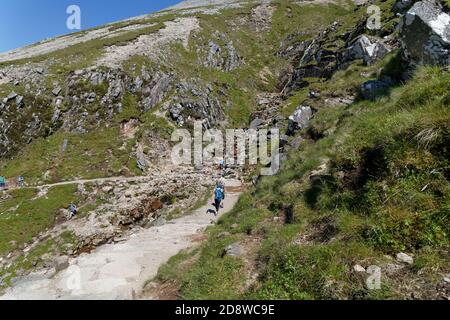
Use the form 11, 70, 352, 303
0, 0, 449, 299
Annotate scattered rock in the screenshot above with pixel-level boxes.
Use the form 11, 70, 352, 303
152, 216, 166, 227
309, 90, 321, 99
52, 86, 62, 96
287, 105, 313, 135
396, 252, 414, 265
53, 256, 70, 272
51, 108, 61, 124
15, 95, 24, 106
136, 148, 150, 171
102, 186, 113, 193
353, 264, 366, 272
223, 243, 243, 257
6, 92, 17, 101
347, 35, 390, 65
250, 118, 264, 129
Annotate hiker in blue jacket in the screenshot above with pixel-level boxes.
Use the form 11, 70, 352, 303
213, 185, 225, 215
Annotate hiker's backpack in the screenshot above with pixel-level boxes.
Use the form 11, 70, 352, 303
215, 187, 224, 200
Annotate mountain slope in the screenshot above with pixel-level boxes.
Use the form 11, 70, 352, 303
0, 0, 449, 299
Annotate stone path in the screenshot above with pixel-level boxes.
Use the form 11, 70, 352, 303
0, 179, 242, 300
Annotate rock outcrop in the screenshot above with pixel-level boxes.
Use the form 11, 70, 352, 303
287, 105, 313, 135
199, 32, 243, 72
399, 0, 450, 66
345, 35, 391, 65
168, 81, 225, 128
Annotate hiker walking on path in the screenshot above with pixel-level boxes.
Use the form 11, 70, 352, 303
0, 176, 5, 189
217, 176, 226, 208
213, 184, 225, 215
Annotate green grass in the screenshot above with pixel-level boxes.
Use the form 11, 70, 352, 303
0, 185, 79, 256
150, 65, 450, 300
0, 231, 79, 288
0, 127, 138, 184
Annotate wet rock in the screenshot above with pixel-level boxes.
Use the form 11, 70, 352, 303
360, 80, 389, 100
399, 0, 450, 66
287, 105, 313, 135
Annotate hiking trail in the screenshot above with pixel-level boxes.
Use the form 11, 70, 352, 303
0, 178, 243, 300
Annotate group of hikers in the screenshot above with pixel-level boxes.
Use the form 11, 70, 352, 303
0, 175, 24, 190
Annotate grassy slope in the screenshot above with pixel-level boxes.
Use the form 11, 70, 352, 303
0, 0, 448, 299
150, 0, 450, 299
154, 64, 450, 300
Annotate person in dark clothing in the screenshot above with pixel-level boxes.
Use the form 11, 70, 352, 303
18, 175, 24, 187
69, 203, 78, 218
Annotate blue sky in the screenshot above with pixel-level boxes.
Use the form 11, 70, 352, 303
0, 0, 182, 53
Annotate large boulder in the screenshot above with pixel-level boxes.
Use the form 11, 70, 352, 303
287, 105, 313, 135
399, 0, 450, 66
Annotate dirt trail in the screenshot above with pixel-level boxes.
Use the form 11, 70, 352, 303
5, 172, 169, 192
0, 179, 243, 300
